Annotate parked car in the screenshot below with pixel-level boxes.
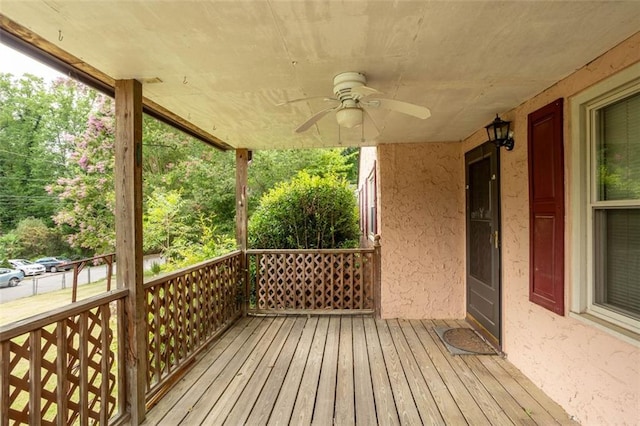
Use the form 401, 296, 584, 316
0, 268, 25, 288
34, 257, 72, 273
8, 259, 46, 276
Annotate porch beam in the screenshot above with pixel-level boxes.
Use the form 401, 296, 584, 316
114, 79, 146, 424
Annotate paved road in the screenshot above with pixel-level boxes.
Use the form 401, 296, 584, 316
0, 256, 163, 304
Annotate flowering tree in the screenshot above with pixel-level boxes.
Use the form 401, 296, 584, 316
47, 96, 116, 254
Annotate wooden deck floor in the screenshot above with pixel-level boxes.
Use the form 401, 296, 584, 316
143, 316, 576, 425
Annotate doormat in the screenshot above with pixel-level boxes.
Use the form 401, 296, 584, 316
434, 326, 497, 355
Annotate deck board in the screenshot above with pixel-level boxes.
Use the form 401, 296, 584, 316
375, 319, 423, 425
241, 317, 307, 425
352, 317, 376, 426
422, 320, 515, 425
387, 319, 446, 425
222, 317, 299, 425
144, 315, 577, 426
290, 316, 328, 425
178, 317, 280, 425
202, 317, 295, 425
409, 320, 491, 425
311, 316, 340, 425
267, 316, 318, 425
334, 316, 355, 425
144, 316, 253, 424
397, 319, 467, 424
363, 317, 399, 426
155, 317, 269, 425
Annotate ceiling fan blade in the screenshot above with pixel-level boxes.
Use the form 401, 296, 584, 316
294, 106, 338, 133
351, 85, 381, 98
364, 98, 431, 119
277, 96, 338, 106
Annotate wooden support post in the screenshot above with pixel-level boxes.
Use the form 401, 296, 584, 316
373, 235, 382, 319
114, 79, 146, 424
236, 149, 249, 314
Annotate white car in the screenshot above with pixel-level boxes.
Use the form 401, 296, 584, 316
8, 259, 46, 276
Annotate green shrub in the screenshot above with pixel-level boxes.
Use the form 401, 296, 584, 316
149, 261, 162, 275
249, 172, 359, 249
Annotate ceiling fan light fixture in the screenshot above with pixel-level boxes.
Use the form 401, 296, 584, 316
336, 107, 362, 128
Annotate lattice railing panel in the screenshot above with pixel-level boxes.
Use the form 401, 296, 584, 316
248, 249, 375, 311
0, 290, 125, 426
144, 251, 244, 397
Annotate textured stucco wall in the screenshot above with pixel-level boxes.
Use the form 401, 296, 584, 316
460, 32, 640, 425
378, 142, 465, 319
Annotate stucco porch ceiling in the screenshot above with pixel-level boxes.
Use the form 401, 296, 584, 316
1, 1, 639, 150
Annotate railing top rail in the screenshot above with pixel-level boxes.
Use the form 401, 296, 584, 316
144, 250, 243, 290
0, 288, 128, 341
65, 252, 116, 266
246, 248, 375, 255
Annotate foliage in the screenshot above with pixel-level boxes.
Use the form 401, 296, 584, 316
46, 97, 116, 254
249, 172, 359, 249
248, 148, 357, 213
0, 218, 71, 260
0, 72, 361, 267
0, 232, 20, 262
162, 215, 236, 269
0, 74, 96, 232
143, 189, 185, 254
154, 147, 237, 236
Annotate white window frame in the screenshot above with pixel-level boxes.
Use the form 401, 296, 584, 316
570, 62, 640, 342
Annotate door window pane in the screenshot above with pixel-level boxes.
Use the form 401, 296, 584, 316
469, 158, 492, 283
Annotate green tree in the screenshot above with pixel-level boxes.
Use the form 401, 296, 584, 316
47, 96, 116, 254
167, 215, 236, 268
0, 74, 96, 232
249, 172, 359, 249
143, 189, 187, 257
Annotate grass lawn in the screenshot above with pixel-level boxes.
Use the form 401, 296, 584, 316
0, 280, 113, 327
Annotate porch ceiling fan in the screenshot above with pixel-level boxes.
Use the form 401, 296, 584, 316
278, 71, 431, 136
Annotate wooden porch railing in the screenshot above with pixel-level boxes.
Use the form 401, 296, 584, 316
0, 289, 129, 425
0, 241, 381, 424
246, 244, 379, 314
67, 253, 116, 303
143, 250, 244, 403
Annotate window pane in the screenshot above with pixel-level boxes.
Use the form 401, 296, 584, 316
594, 209, 640, 318
596, 92, 640, 201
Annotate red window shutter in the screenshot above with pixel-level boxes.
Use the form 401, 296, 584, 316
528, 98, 565, 315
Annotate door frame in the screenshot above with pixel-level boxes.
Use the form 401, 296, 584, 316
465, 141, 502, 349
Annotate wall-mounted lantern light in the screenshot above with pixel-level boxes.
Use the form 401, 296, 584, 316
485, 114, 515, 151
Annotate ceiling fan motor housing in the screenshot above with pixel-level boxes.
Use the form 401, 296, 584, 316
333, 72, 366, 102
